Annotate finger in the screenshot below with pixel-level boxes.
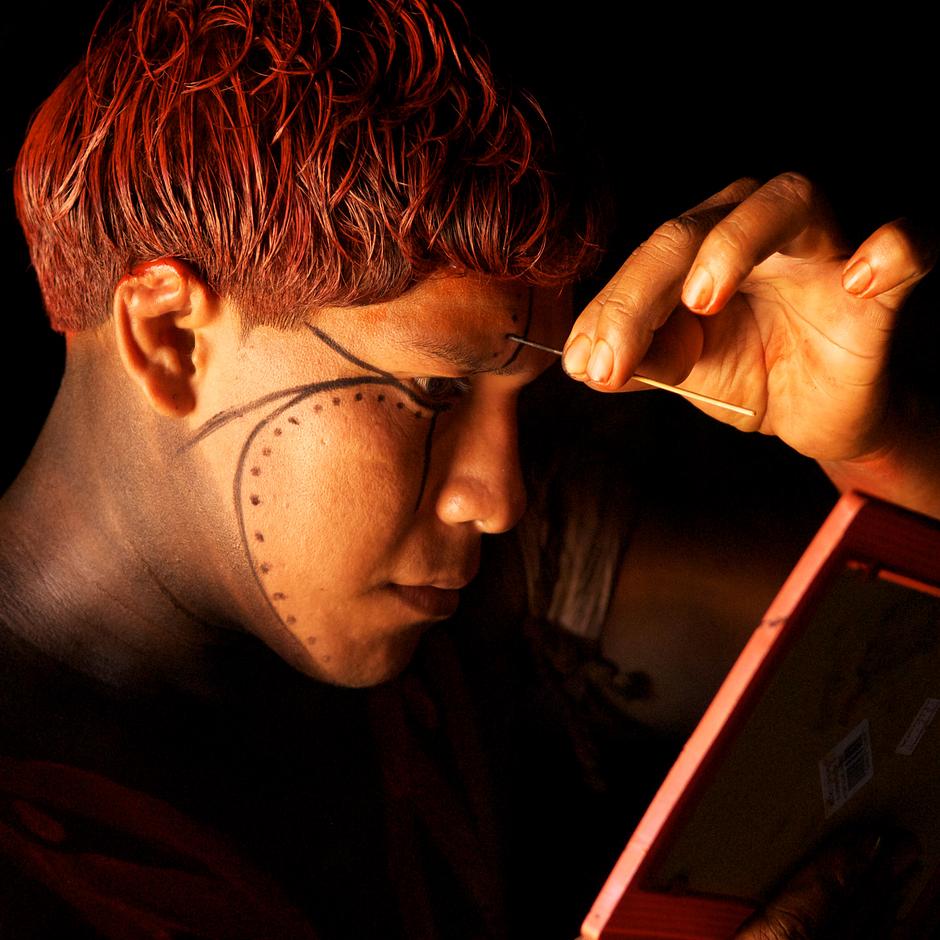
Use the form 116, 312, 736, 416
688, 176, 762, 213
681, 172, 847, 317
631, 305, 704, 386
733, 829, 919, 940
842, 218, 938, 309
733, 833, 878, 940
563, 178, 760, 388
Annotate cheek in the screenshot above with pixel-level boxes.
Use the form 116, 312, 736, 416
235, 386, 433, 646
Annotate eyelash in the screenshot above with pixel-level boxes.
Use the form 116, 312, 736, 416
410, 376, 472, 403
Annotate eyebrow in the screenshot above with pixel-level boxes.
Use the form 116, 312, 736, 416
397, 336, 526, 375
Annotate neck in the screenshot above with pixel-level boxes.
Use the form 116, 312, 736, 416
0, 351, 237, 694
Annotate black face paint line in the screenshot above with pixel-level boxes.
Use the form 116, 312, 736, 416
179, 327, 453, 652
495, 288, 534, 371
303, 325, 452, 512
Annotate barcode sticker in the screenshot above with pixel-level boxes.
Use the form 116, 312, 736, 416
896, 698, 940, 756
819, 720, 873, 817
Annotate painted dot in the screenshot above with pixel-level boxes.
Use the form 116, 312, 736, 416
255, 531, 265, 543
286, 615, 297, 626
511, 313, 519, 323
322, 655, 332, 663
259, 563, 271, 574
250, 494, 261, 506
306, 635, 317, 645
332, 397, 341, 406
288, 416, 300, 425
250, 466, 261, 476
491, 351, 499, 358
274, 428, 282, 437
355, 392, 363, 402
314, 404, 322, 413
272, 591, 287, 601
396, 402, 404, 410
377, 394, 385, 403
413, 410, 423, 419
262, 447, 271, 456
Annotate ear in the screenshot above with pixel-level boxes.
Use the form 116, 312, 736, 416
113, 259, 219, 418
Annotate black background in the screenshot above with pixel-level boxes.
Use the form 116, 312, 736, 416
2, 1, 938, 494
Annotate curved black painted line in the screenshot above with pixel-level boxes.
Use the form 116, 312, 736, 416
306, 325, 397, 380
183, 325, 458, 648
305, 324, 451, 416
306, 322, 456, 516
180, 379, 383, 454
414, 412, 439, 513
233, 376, 393, 649
497, 288, 534, 370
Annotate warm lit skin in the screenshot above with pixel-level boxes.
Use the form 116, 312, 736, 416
0, 270, 564, 688
562, 174, 940, 521
0, 177, 935, 938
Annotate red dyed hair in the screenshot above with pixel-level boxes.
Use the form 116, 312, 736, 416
15, 0, 597, 334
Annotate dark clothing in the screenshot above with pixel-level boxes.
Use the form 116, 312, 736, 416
0, 541, 678, 939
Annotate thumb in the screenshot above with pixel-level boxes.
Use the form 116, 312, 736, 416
841, 219, 938, 310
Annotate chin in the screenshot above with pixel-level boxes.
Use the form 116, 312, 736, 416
296, 625, 426, 688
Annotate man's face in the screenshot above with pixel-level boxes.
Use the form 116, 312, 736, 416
189, 273, 567, 685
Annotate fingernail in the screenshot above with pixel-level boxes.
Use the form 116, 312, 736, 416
842, 259, 873, 295
683, 266, 714, 311
586, 338, 613, 383
563, 333, 592, 375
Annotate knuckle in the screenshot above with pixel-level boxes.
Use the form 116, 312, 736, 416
765, 905, 816, 940
599, 290, 642, 326
703, 213, 752, 271
652, 215, 701, 253
772, 171, 814, 206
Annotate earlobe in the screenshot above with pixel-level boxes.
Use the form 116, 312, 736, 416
113, 259, 217, 418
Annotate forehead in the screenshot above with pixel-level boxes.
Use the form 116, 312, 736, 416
345, 272, 572, 363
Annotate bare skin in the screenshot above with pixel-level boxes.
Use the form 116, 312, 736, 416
0, 270, 565, 690
0, 178, 935, 938
562, 174, 940, 520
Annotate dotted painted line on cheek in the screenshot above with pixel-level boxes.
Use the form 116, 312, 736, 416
243, 418, 310, 645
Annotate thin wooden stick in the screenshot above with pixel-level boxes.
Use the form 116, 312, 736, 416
506, 334, 756, 417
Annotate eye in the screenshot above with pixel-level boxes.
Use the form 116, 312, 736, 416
410, 376, 472, 403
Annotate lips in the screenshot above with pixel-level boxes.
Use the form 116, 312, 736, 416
388, 583, 462, 618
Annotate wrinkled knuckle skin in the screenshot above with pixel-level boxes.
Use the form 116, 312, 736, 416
598, 291, 642, 327
736, 175, 762, 193
774, 171, 814, 205
767, 904, 817, 940
653, 215, 701, 253
708, 213, 752, 262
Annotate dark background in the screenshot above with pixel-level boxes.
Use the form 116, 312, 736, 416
3, 1, 938, 496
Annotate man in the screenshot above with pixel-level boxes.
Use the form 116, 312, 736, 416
1, 0, 936, 937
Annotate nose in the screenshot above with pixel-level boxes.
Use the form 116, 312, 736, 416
433, 398, 527, 534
